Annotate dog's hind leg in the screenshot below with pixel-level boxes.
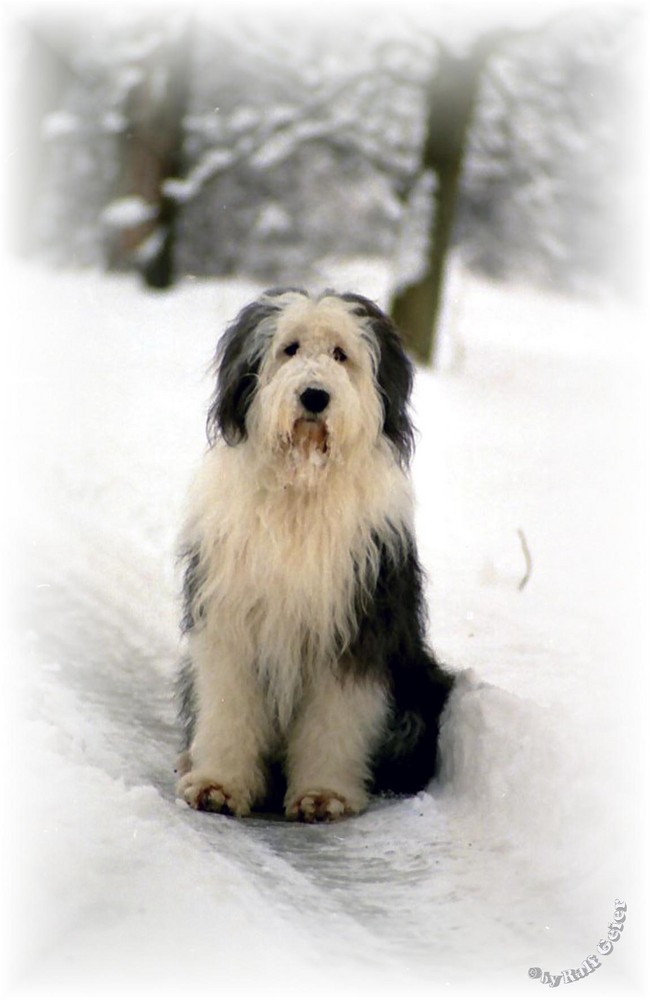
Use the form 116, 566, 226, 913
177, 631, 272, 817
284, 667, 388, 822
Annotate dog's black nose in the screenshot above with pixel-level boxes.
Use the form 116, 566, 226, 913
300, 387, 330, 414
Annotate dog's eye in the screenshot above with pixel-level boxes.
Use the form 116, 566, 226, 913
333, 346, 347, 363
283, 341, 300, 357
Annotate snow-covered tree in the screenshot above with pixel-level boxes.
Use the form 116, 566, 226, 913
168, 10, 431, 283
17, 4, 638, 358
389, 5, 640, 362
460, 7, 639, 298
29, 11, 191, 283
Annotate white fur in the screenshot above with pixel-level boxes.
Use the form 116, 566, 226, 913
178, 296, 413, 820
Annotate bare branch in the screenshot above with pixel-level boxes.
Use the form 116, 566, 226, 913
517, 528, 533, 592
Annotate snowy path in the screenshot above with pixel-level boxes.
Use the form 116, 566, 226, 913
4, 263, 647, 998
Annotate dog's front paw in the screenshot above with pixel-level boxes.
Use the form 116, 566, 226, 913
177, 771, 253, 817
285, 788, 359, 823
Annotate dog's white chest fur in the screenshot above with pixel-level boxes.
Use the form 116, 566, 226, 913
186, 438, 412, 729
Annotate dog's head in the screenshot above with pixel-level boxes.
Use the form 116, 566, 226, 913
207, 289, 414, 477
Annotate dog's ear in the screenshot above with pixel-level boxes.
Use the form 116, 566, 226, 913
208, 289, 309, 445
341, 294, 415, 467
207, 298, 281, 445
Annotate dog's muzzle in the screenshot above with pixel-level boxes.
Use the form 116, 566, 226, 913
290, 386, 330, 459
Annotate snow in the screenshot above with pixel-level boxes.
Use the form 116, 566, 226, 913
256, 202, 292, 237
41, 111, 80, 140
100, 196, 158, 230
163, 148, 237, 203
3, 258, 648, 998
391, 169, 436, 291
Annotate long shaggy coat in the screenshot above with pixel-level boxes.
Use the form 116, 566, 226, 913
176, 289, 454, 822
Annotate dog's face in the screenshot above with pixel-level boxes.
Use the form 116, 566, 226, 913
208, 289, 414, 481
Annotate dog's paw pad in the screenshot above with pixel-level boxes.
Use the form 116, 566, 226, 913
177, 772, 250, 817
286, 789, 353, 823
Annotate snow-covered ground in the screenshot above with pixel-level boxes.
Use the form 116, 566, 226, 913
3, 259, 648, 998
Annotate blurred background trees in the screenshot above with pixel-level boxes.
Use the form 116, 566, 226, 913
10, 5, 640, 363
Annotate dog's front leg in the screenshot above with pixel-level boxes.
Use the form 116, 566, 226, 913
284, 667, 388, 822
177, 631, 271, 817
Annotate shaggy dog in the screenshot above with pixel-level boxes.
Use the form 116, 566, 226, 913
176, 289, 454, 822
